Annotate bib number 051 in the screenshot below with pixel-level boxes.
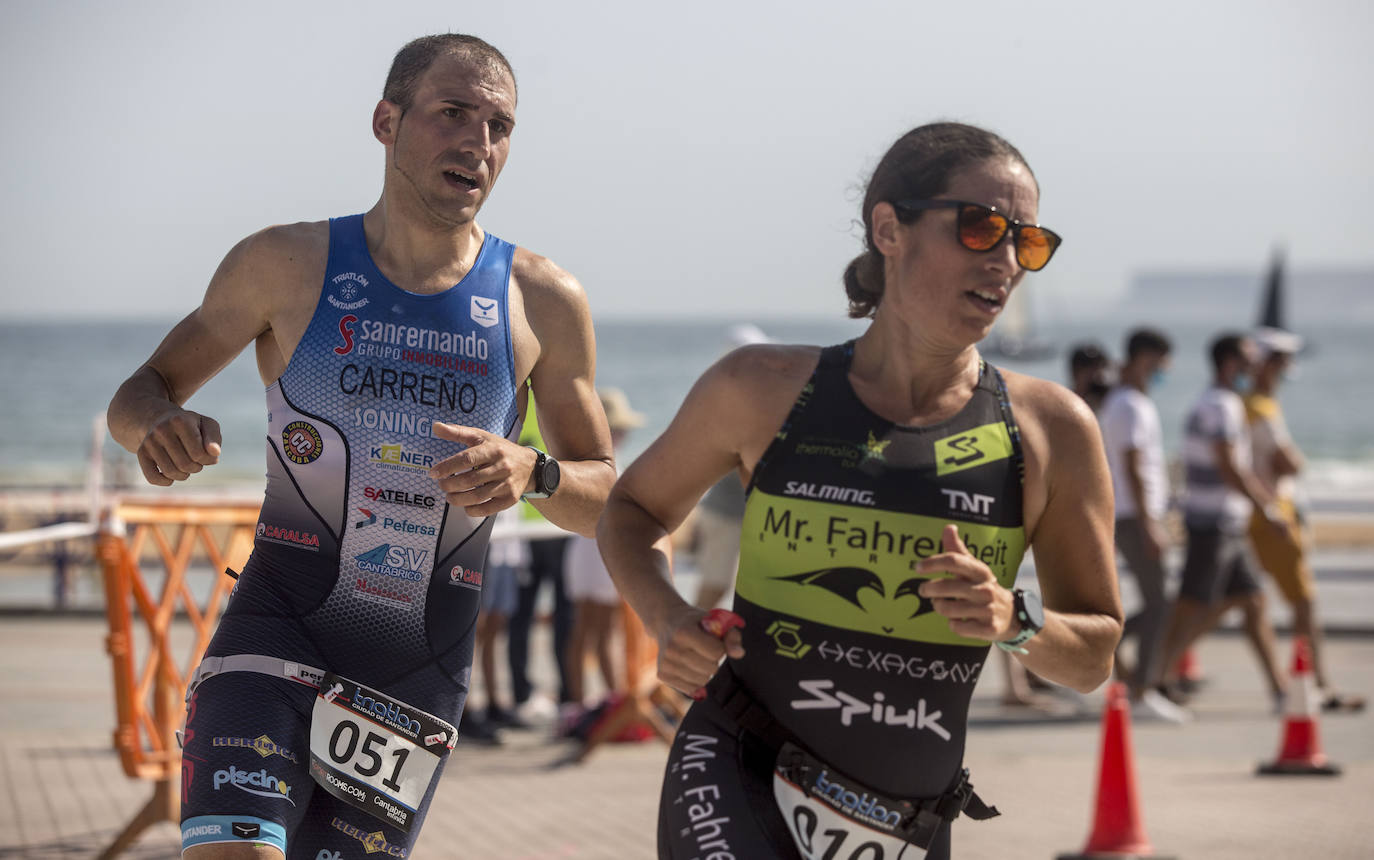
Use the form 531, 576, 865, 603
326, 721, 409, 791
308, 673, 455, 832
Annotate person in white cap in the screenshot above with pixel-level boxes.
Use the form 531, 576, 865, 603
1246, 327, 1364, 712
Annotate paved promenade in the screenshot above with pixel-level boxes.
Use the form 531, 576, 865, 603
0, 612, 1371, 859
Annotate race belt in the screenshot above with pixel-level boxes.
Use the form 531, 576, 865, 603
710, 666, 997, 855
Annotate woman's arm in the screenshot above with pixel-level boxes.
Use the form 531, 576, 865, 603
921, 375, 1123, 693
597, 345, 814, 695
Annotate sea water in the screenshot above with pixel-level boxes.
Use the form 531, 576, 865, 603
1, 317, 1371, 509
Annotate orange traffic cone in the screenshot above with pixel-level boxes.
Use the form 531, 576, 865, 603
1257, 637, 1341, 776
1058, 682, 1174, 859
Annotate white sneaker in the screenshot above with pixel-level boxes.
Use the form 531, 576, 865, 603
1133, 689, 1193, 724
514, 692, 558, 725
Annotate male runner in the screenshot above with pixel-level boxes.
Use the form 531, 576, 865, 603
107, 34, 614, 858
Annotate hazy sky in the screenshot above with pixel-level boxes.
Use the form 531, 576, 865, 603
4, 0, 1371, 321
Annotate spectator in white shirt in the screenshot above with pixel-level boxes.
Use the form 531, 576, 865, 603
1100, 328, 1188, 722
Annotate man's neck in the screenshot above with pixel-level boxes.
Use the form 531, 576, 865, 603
361, 201, 486, 294
1120, 363, 1149, 393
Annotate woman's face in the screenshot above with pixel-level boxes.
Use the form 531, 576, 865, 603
876, 157, 1042, 346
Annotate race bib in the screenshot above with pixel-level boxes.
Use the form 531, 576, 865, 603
308, 673, 456, 831
772, 743, 927, 860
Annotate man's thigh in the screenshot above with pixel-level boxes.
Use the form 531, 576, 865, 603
180, 672, 316, 856
1179, 525, 1229, 604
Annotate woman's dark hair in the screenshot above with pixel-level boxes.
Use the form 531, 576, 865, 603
384, 34, 516, 111
843, 122, 1033, 319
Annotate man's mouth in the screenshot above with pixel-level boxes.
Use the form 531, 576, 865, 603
444, 170, 480, 191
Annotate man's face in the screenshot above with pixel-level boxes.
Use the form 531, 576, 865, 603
1225, 339, 1259, 388
1260, 351, 1294, 387
1143, 351, 1171, 386
377, 53, 517, 227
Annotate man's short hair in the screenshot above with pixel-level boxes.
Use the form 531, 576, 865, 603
384, 34, 516, 111
1069, 343, 1109, 373
1209, 332, 1248, 374
1125, 328, 1172, 361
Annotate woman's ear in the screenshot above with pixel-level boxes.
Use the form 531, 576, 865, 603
870, 201, 902, 257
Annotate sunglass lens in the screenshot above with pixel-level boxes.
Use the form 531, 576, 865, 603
1016, 227, 1060, 271
957, 206, 1008, 251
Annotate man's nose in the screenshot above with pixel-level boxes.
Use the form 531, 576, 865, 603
459, 121, 492, 157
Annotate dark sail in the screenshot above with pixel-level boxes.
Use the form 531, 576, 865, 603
1258, 247, 1285, 329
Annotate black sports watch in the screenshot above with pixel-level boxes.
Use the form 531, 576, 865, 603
996, 588, 1044, 654
521, 447, 561, 500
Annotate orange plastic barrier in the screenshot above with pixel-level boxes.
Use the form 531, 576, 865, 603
95, 498, 260, 858
573, 599, 688, 762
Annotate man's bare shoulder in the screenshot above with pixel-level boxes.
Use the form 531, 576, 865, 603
225, 220, 330, 284
511, 247, 583, 300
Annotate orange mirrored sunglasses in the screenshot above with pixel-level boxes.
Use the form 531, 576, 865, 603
892, 199, 1062, 272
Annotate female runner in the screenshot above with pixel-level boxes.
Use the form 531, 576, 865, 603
599, 122, 1123, 860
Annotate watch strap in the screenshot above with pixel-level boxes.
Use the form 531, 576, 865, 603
522, 447, 552, 500
996, 588, 1039, 654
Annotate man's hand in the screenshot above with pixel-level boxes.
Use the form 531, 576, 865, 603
1143, 517, 1168, 560
136, 409, 222, 486
917, 524, 1018, 642
429, 424, 539, 516
1261, 503, 1298, 548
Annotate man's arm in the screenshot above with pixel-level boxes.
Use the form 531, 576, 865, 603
107, 225, 321, 485
429, 253, 615, 536
1266, 411, 1304, 479
1212, 438, 1276, 512
1122, 447, 1165, 558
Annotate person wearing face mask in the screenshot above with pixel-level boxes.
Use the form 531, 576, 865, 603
1148, 333, 1289, 710
1099, 328, 1188, 722
1068, 342, 1113, 414
1245, 328, 1365, 713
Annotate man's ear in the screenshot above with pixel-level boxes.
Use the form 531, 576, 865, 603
373, 99, 401, 145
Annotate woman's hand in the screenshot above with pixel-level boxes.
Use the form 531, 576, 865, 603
917, 524, 1019, 643
653, 605, 746, 698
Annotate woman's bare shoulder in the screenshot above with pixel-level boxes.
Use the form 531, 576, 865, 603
998, 367, 1098, 439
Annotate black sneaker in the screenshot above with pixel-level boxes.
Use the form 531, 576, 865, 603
486, 705, 532, 730
457, 714, 504, 746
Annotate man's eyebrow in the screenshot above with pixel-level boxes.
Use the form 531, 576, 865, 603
440, 98, 515, 126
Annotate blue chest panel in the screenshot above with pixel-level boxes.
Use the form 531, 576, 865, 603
249, 214, 520, 680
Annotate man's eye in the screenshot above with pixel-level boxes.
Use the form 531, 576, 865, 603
443, 107, 461, 119
490, 121, 509, 135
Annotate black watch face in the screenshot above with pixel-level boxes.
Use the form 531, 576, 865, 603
543, 457, 561, 494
